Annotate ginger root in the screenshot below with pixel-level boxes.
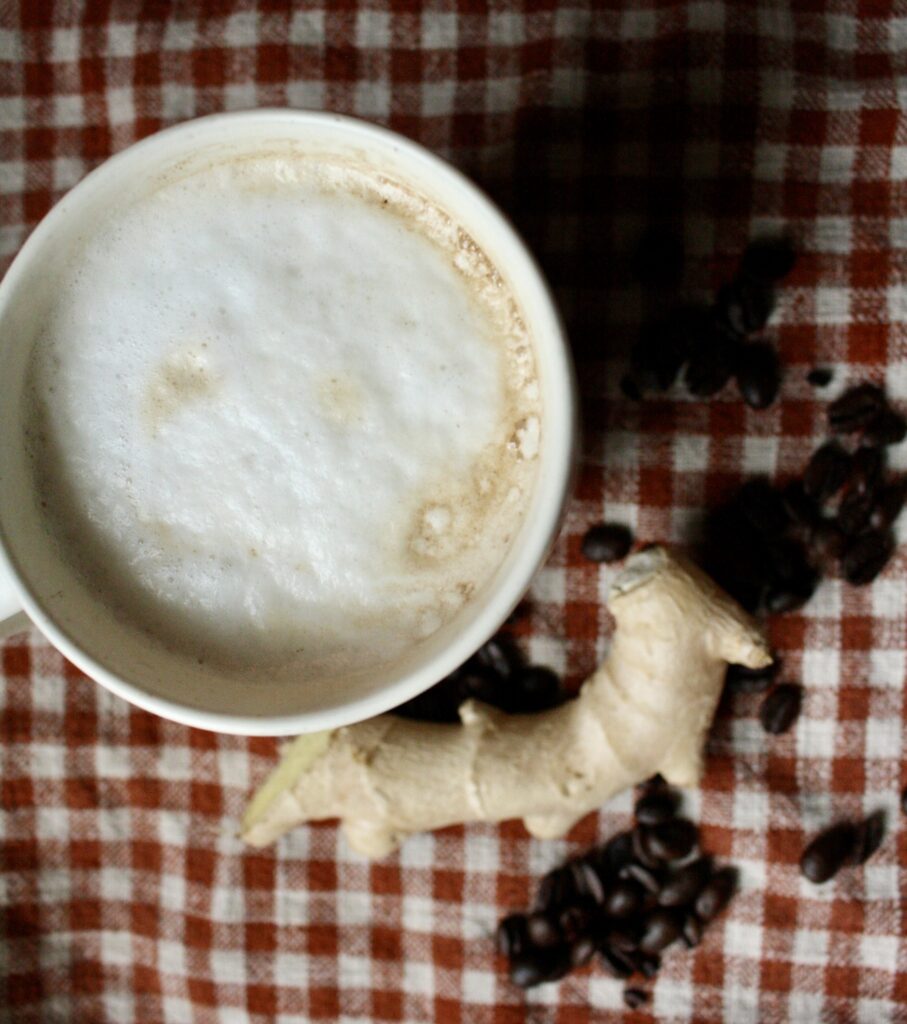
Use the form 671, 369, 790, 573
242, 546, 770, 858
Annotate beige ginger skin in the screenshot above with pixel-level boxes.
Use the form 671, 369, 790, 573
242, 546, 771, 858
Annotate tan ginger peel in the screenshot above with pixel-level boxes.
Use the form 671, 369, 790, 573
242, 546, 771, 858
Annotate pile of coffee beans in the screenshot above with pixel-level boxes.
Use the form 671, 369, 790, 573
700, 383, 906, 615
800, 811, 886, 884
495, 780, 737, 999
622, 236, 795, 407
392, 634, 568, 722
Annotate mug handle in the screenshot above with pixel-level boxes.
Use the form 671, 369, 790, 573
0, 565, 28, 641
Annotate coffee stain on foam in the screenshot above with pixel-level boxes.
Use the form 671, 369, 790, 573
143, 346, 220, 435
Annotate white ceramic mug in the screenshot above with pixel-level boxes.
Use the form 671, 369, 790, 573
0, 110, 576, 735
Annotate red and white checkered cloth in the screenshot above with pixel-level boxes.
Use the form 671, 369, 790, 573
3, 1, 907, 1021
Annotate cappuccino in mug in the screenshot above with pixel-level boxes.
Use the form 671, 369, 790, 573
25, 152, 541, 679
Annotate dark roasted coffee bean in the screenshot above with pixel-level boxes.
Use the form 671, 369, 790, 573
638, 953, 661, 978
604, 925, 639, 953
623, 987, 649, 1010
837, 488, 875, 537
635, 789, 679, 826
804, 442, 852, 502
658, 856, 713, 907
570, 935, 597, 968
620, 373, 643, 401
694, 867, 738, 920
684, 327, 738, 396
605, 879, 644, 918
851, 446, 885, 493
809, 519, 846, 562
581, 522, 633, 563
601, 830, 634, 874
632, 229, 685, 289
511, 665, 566, 713
828, 384, 886, 434
872, 478, 907, 528
630, 320, 688, 392
762, 584, 811, 615
638, 909, 682, 954
717, 279, 776, 336
738, 479, 790, 534
725, 661, 776, 693
841, 528, 895, 585
741, 236, 797, 283
509, 946, 571, 988
559, 904, 593, 941
525, 911, 561, 948
681, 912, 703, 949
864, 408, 907, 447
782, 480, 819, 527
599, 945, 634, 978
901, 786, 907, 816
476, 636, 524, 679
632, 824, 663, 869
536, 866, 574, 911
645, 819, 698, 862
847, 810, 886, 866
458, 664, 508, 708
736, 341, 781, 409
759, 683, 802, 735
807, 367, 833, 387
800, 823, 857, 884
393, 675, 463, 722
496, 913, 528, 957
572, 859, 606, 905
620, 862, 660, 895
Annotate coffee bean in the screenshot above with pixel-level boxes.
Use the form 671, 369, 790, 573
570, 935, 597, 968
623, 987, 649, 1009
526, 911, 561, 948
645, 818, 698, 862
632, 825, 663, 869
809, 519, 846, 562
599, 945, 635, 978
620, 374, 643, 401
828, 384, 886, 434
632, 228, 685, 289
847, 810, 886, 866
782, 480, 820, 527
681, 912, 703, 949
638, 953, 661, 978
684, 327, 738, 396
536, 866, 574, 911
509, 946, 571, 988
511, 665, 566, 713
851, 446, 885, 493
635, 789, 679, 826
620, 862, 661, 895
717, 279, 775, 336
841, 527, 895, 585
863, 408, 907, 447
901, 786, 907, 816
837, 488, 875, 537
604, 925, 639, 953
736, 341, 781, 409
393, 675, 463, 722
741, 236, 797, 283
630, 321, 688, 392
601, 830, 634, 874
804, 441, 851, 503
800, 823, 857, 884
694, 867, 738, 920
558, 904, 593, 941
807, 367, 833, 387
762, 582, 813, 615
497, 913, 528, 957
477, 636, 524, 679
759, 684, 802, 735
458, 664, 508, 708
638, 909, 682, 953
581, 523, 633, 563
605, 879, 644, 918
572, 859, 606, 905
738, 479, 790, 535
658, 856, 713, 907
872, 478, 907, 528
725, 661, 776, 693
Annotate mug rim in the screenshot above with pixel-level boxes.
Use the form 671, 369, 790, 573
0, 109, 577, 735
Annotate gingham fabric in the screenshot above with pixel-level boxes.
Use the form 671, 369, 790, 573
2, 1, 907, 1021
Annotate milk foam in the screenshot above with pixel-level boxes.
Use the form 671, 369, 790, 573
26, 154, 540, 678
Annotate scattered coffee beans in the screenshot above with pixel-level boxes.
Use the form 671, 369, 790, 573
759, 684, 803, 735
623, 987, 649, 1009
496, 783, 737, 992
582, 522, 634, 563
800, 823, 857, 884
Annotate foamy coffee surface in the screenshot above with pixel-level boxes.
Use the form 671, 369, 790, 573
27, 154, 540, 678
